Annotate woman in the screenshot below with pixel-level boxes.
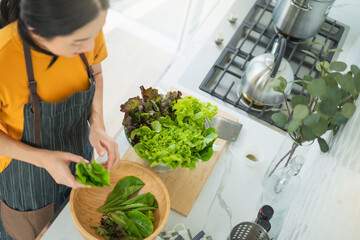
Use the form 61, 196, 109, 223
0, 0, 120, 239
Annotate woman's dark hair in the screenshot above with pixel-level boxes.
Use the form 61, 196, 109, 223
0, 0, 109, 38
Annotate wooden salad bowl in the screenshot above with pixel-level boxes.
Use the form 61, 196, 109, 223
70, 160, 170, 240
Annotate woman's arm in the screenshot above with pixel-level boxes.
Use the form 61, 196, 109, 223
0, 130, 89, 188
88, 63, 120, 171
88, 63, 105, 131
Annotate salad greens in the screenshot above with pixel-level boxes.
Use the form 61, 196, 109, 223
75, 161, 110, 187
120, 86, 182, 146
131, 96, 218, 170
93, 176, 158, 240
100, 176, 145, 210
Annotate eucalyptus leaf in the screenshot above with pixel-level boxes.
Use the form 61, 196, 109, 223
328, 48, 343, 53
342, 102, 356, 118
316, 62, 322, 72
329, 61, 347, 71
354, 72, 360, 92
290, 95, 308, 109
330, 113, 347, 125
269, 77, 288, 93
324, 61, 330, 69
324, 74, 338, 88
335, 72, 356, 93
316, 61, 330, 72
293, 104, 309, 119
271, 113, 288, 128
287, 118, 302, 133
312, 117, 328, 135
323, 87, 342, 104
309, 41, 322, 45
318, 137, 329, 153
318, 99, 337, 116
340, 89, 351, 101
306, 78, 327, 97
303, 113, 320, 127
329, 72, 342, 79
302, 50, 319, 60
351, 65, 360, 75
303, 75, 313, 82
269, 79, 282, 93
301, 125, 317, 141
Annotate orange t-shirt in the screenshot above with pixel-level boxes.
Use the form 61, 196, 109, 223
0, 21, 108, 172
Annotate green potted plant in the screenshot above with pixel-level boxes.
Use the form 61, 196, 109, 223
265, 43, 360, 177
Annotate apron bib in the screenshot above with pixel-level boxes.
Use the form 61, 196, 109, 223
0, 42, 95, 240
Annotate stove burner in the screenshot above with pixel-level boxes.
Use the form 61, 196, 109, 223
199, 0, 345, 130
235, 84, 277, 112
241, 90, 265, 107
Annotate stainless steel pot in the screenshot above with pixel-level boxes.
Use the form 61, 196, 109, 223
239, 38, 294, 106
272, 0, 335, 39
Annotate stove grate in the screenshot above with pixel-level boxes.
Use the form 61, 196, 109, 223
199, 0, 345, 129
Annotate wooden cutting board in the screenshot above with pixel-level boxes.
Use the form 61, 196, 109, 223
119, 109, 237, 216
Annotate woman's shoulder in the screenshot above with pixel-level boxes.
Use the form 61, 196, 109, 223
0, 21, 20, 54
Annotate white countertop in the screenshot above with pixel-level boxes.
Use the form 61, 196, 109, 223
42, 0, 360, 239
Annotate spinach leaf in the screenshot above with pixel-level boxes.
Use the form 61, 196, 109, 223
75, 161, 110, 187
120, 193, 155, 206
145, 211, 155, 223
98, 176, 145, 212
109, 211, 143, 240
126, 210, 154, 238
134, 199, 159, 212
132, 199, 158, 214
99, 193, 157, 213
100, 203, 148, 213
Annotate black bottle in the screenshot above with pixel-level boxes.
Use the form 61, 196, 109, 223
254, 205, 274, 232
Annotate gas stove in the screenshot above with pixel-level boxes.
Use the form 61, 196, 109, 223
198, 0, 346, 130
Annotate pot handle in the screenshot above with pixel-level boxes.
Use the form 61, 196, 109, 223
270, 37, 287, 78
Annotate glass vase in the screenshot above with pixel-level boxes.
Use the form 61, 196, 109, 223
262, 134, 312, 186
257, 155, 305, 239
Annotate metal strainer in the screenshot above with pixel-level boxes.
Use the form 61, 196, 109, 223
230, 222, 270, 240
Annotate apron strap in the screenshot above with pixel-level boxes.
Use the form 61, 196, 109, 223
79, 53, 95, 80
22, 47, 94, 144
23, 41, 41, 144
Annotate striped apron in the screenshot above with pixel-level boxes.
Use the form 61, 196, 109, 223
0, 42, 95, 240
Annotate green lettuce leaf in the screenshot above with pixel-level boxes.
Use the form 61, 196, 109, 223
75, 161, 110, 188
126, 210, 154, 238
120, 86, 182, 146
97, 176, 145, 212
132, 96, 218, 170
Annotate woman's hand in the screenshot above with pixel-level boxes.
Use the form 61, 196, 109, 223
39, 150, 90, 189
89, 125, 120, 171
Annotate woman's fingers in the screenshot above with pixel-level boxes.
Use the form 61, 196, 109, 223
100, 139, 119, 171
88, 127, 120, 171
44, 152, 91, 189
66, 172, 90, 189
66, 153, 89, 164
93, 141, 106, 157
